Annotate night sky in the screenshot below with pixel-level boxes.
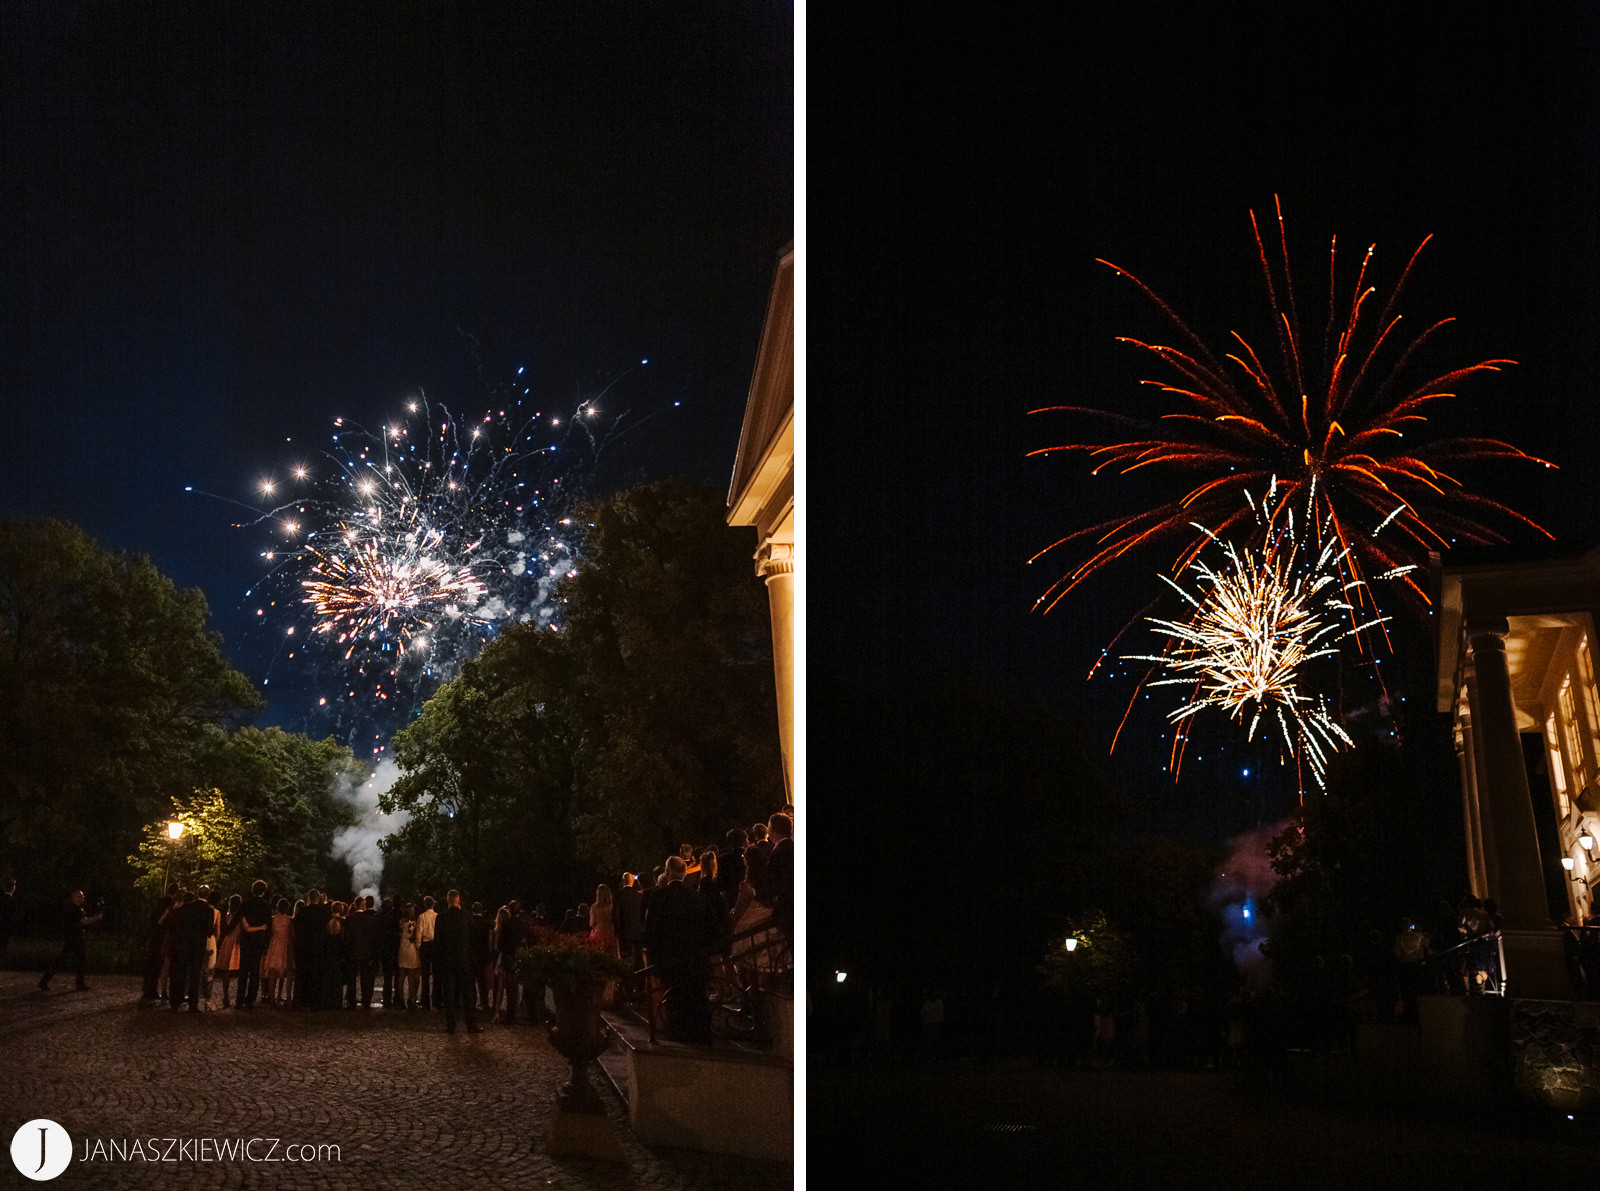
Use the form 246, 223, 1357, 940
1, 2, 793, 740
813, 7, 1600, 837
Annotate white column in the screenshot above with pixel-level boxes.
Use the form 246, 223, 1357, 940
757, 541, 796, 811
1454, 716, 1487, 899
1466, 619, 1570, 997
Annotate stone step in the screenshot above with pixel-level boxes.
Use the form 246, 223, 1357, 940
601, 1009, 792, 1160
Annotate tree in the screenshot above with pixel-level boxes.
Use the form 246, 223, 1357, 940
561, 481, 784, 873
385, 481, 784, 905
193, 726, 362, 894
0, 519, 261, 897
128, 789, 266, 898
387, 625, 581, 903
1039, 910, 1137, 1005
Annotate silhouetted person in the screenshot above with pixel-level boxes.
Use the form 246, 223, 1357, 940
469, 901, 492, 1011
417, 895, 438, 1010
718, 829, 748, 904
347, 895, 379, 1007
495, 901, 526, 1024
645, 856, 712, 1043
170, 890, 214, 1011
294, 892, 329, 1009
434, 890, 482, 1034
236, 880, 272, 1009
616, 873, 645, 985
376, 896, 401, 1006
142, 883, 179, 1000
39, 889, 101, 992
768, 812, 794, 936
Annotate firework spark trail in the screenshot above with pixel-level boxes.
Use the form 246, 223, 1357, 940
1123, 484, 1413, 793
1029, 198, 1555, 618
233, 362, 655, 746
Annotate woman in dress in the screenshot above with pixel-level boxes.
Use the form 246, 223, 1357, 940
215, 894, 243, 1009
262, 897, 294, 1007
590, 885, 620, 1005
322, 901, 347, 1009
590, 885, 619, 951
397, 903, 421, 1009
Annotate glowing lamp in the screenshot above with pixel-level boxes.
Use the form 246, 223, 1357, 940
1563, 857, 1576, 870
835, 971, 847, 984
1582, 834, 1595, 852
167, 821, 184, 841
1064, 938, 1079, 952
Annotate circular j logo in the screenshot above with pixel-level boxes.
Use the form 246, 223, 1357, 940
9, 1119, 71, 1181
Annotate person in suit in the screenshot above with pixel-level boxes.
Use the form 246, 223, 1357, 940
469, 901, 493, 1012
433, 889, 482, 1034
294, 891, 329, 1009
346, 895, 379, 1008
170, 890, 214, 1011
376, 896, 401, 1007
236, 880, 272, 1009
39, 889, 102, 993
644, 856, 713, 1043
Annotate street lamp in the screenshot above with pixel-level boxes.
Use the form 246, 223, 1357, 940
1063, 937, 1079, 952
164, 820, 184, 892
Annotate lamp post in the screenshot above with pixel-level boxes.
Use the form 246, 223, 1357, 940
164, 820, 184, 892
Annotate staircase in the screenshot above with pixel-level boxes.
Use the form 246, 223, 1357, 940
596, 993, 794, 1161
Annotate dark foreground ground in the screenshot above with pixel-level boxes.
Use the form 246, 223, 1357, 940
2, 972, 793, 1190
809, 1057, 1598, 1189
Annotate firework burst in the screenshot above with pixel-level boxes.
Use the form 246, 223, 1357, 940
1030, 199, 1555, 617
1123, 483, 1411, 792
234, 361, 657, 745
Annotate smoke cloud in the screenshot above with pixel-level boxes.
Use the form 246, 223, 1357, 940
1211, 820, 1288, 987
330, 759, 410, 901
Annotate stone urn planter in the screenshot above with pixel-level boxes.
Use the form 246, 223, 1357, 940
547, 977, 611, 1114
519, 930, 635, 1161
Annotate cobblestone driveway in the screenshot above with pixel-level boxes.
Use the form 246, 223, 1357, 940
2, 973, 793, 1190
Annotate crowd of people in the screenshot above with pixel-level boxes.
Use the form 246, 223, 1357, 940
31, 811, 795, 1044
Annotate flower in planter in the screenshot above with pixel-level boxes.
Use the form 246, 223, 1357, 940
516, 926, 634, 986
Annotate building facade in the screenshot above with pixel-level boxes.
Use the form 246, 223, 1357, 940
1436, 546, 1600, 996
727, 243, 796, 810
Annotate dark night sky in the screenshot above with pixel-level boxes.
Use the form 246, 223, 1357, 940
0, 2, 793, 738
813, 6, 1600, 831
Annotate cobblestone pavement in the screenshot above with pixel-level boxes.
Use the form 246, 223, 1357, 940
2, 973, 793, 1190
811, 1057, 1598, 1189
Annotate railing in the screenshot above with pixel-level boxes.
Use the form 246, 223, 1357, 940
630, 920, 792, 1046
1424, 931, 1506, 997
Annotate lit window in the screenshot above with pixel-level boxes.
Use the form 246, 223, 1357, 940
1579, 637, 1600, 770
1561, 677, 1586, 815
1549, 716, 1571, 817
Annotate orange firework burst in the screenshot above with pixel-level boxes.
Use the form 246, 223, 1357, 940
1030, 199, 1555, 617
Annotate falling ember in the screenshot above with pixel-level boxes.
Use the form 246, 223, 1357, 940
1030, 198, 1555, 617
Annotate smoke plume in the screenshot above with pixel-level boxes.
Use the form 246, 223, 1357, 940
330, 759, 409, 901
